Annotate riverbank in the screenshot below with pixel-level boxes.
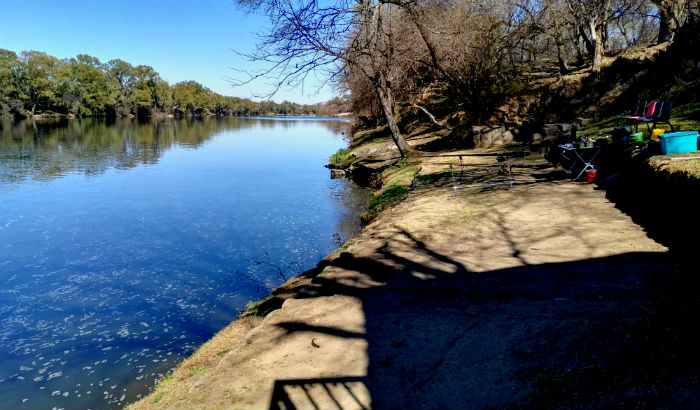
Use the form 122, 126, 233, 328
126, 131, 699, 408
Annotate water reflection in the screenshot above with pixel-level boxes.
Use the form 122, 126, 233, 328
1, 117, 349, 184
0, 117, 369, 410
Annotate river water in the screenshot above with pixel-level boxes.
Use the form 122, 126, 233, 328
0, 117, 369, 410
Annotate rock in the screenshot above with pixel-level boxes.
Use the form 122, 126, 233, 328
472, 126, 514, 148
330, 169, 347, 179
500, 130, 514, 145
542, 124, 559, 137
543, 123, 574, 138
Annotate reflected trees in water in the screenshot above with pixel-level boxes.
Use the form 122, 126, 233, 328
0, 117, 348, 183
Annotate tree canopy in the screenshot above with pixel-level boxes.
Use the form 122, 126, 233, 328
0, 50, 324, 120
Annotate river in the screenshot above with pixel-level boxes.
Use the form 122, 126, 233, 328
0, 117, 369, 410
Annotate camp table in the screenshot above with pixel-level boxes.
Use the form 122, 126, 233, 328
557, 143, 601, 180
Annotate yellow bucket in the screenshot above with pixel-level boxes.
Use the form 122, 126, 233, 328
652, 128, 666, 139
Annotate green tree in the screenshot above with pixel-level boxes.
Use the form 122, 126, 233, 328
1, 49, 21, 101
5, 47, 317, 120
60, 54, 116, 116
197, 86, 216, 114
130, 66, 153, 114
0, 49, 27, 117
130, 65, 160, 116
260, 100, 274, 115
172, 80, 213, 116
20, 51, 63, 116
107, 59, 135, 112
153, 78, 173, 113
172, 81, 197, 115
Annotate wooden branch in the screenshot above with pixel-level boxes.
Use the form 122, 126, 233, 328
410, 102, 452, 130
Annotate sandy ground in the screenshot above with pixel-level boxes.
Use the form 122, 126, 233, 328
127, 154, 689, 410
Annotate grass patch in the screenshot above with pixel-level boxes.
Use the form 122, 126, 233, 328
245, 299, 262, 311
144, 372, 174, 405
152, 390, 168, 404
362, 184, 408, 222
188, 365, 212, 378
215, 349, 232, 357
648, 153, 700, 180
669, 102, 700, 130
360, 157, 422, 222
439, 207, 483, 231
328, 148, 354, 166
369, 184, 408, 210
160, 373, 173, 384
332, 239, 356, 255
417, 170, 453, 185
381, 158, 420, 189
578, 115, 620, 137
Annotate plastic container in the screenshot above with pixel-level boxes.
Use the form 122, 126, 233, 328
651, 128, 665, 139
659, 131, 699, 155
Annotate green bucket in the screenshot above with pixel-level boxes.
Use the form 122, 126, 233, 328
629, 132, 644, 142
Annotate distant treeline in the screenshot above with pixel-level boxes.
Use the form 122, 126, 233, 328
0, 49, 350, 120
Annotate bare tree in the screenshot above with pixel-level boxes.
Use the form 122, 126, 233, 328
609, 0, 658, 48
652, 0, 688, 43
236, 0, 673, 141
549, 1, 573, 73
565, 0, 614, 72
234, 0, 417, 157
559, 0, 655, 71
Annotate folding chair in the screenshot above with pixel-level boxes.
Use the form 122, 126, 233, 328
639, 101, 674, 132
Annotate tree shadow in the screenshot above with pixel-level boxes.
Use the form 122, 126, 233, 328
265, 228, 699, 409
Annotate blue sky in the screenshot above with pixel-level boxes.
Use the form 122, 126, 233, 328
0, 0, 336, 104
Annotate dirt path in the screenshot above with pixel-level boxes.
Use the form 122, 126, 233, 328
128, 156, 687, 410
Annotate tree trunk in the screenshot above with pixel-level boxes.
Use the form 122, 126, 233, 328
579, 24, 595, 56
575, 33, 586, 66
552, 16, 570, 74
374, 80, 415, 158
592, 41, 603, 72
655, 0, 687, 43
591, 16, 604, 72
556, 42, 570, 74
657, 6, 677, 43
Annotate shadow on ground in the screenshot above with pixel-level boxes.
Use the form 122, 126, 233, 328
604, 163, 700, 259
267, 228, 700, 409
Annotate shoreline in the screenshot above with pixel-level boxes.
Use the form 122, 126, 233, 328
126, 134, 700, 409
1, 112, 348, 122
